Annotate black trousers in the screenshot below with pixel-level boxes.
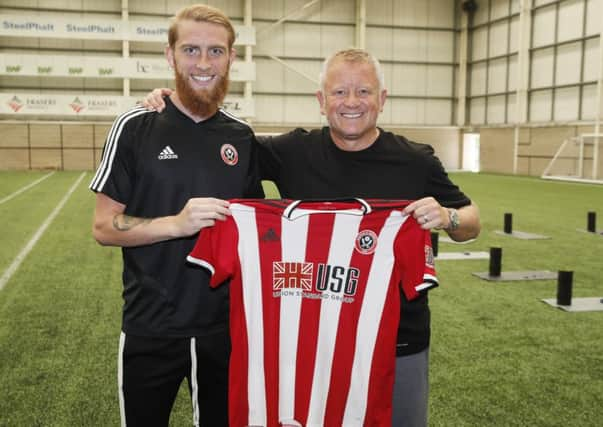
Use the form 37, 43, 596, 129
118, 331, 230, 427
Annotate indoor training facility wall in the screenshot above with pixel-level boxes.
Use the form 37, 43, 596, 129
0, 122, 463, 172
0, 122, 109, 171
479, 124, 603, 177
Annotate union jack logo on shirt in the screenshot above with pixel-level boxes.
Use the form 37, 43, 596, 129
273, 261, 313, 290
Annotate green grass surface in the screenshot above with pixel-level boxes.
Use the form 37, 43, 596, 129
0, 171, 602, 426
427, 174, 603, 426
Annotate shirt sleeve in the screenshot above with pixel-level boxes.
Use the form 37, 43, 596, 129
187, 217, 239, 287
244, 136, 267, 198
421, 144, 472, 208
89, 108, 145, 204
394, 216, 438, 301
257, 128, 310, 182
257, 134, 283, 182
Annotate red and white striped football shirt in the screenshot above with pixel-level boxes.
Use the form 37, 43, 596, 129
187, 199, 437, 427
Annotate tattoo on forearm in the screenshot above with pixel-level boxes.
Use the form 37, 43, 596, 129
113, 214, 151, 231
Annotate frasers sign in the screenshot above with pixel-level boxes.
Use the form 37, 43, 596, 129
2, 95, 57, 113
0, 94, 255, 118
0, 94, 128, 116
1, 14, 255, 45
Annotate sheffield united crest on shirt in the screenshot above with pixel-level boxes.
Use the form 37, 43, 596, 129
355, 229, 378, 254
220, 143, 239, 166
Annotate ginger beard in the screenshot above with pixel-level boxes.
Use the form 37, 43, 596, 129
173, 61, 230, 118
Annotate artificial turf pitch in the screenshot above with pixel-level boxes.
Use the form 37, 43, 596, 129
0, 171, 601, 426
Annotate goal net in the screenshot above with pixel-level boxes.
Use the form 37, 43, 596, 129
541, 133, 603, 184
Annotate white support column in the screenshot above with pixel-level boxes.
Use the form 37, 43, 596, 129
122, 0, 130, 97
456, 11, 469, 126
244, 0, 253, 123
593, 28, 603, 179
513, 0, 532, 174
355, 0, 366, 49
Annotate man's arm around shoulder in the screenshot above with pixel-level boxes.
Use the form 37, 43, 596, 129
92, 192, 231, 247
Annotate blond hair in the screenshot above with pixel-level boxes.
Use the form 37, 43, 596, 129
168, 4, 235, 50
319, 49, 385, 92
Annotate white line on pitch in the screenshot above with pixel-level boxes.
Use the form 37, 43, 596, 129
0, 171, 56, 205
0, 172, 86, 291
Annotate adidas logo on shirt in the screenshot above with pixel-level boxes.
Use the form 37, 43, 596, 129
260, 228, 280, 242
158, 146, 178, 160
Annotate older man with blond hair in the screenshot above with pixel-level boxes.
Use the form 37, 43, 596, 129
259, 48, 480, 426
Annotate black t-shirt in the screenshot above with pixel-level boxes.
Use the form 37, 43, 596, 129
90, 99, 264, 338
257, 127, 471, 355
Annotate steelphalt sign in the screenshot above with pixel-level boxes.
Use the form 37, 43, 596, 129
1, 15, 121, 40
0, 14, 256, 45
0, 94, 255, 118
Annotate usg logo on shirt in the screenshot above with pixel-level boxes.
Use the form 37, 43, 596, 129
271, 261, 359, 301
158, 145, 178, 160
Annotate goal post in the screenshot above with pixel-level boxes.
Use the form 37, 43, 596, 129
541, 133, 603, 184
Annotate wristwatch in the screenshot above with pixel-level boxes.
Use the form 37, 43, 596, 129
445, 208, 460, 231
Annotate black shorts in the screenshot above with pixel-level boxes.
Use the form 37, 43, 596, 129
118, 330, 230, 427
